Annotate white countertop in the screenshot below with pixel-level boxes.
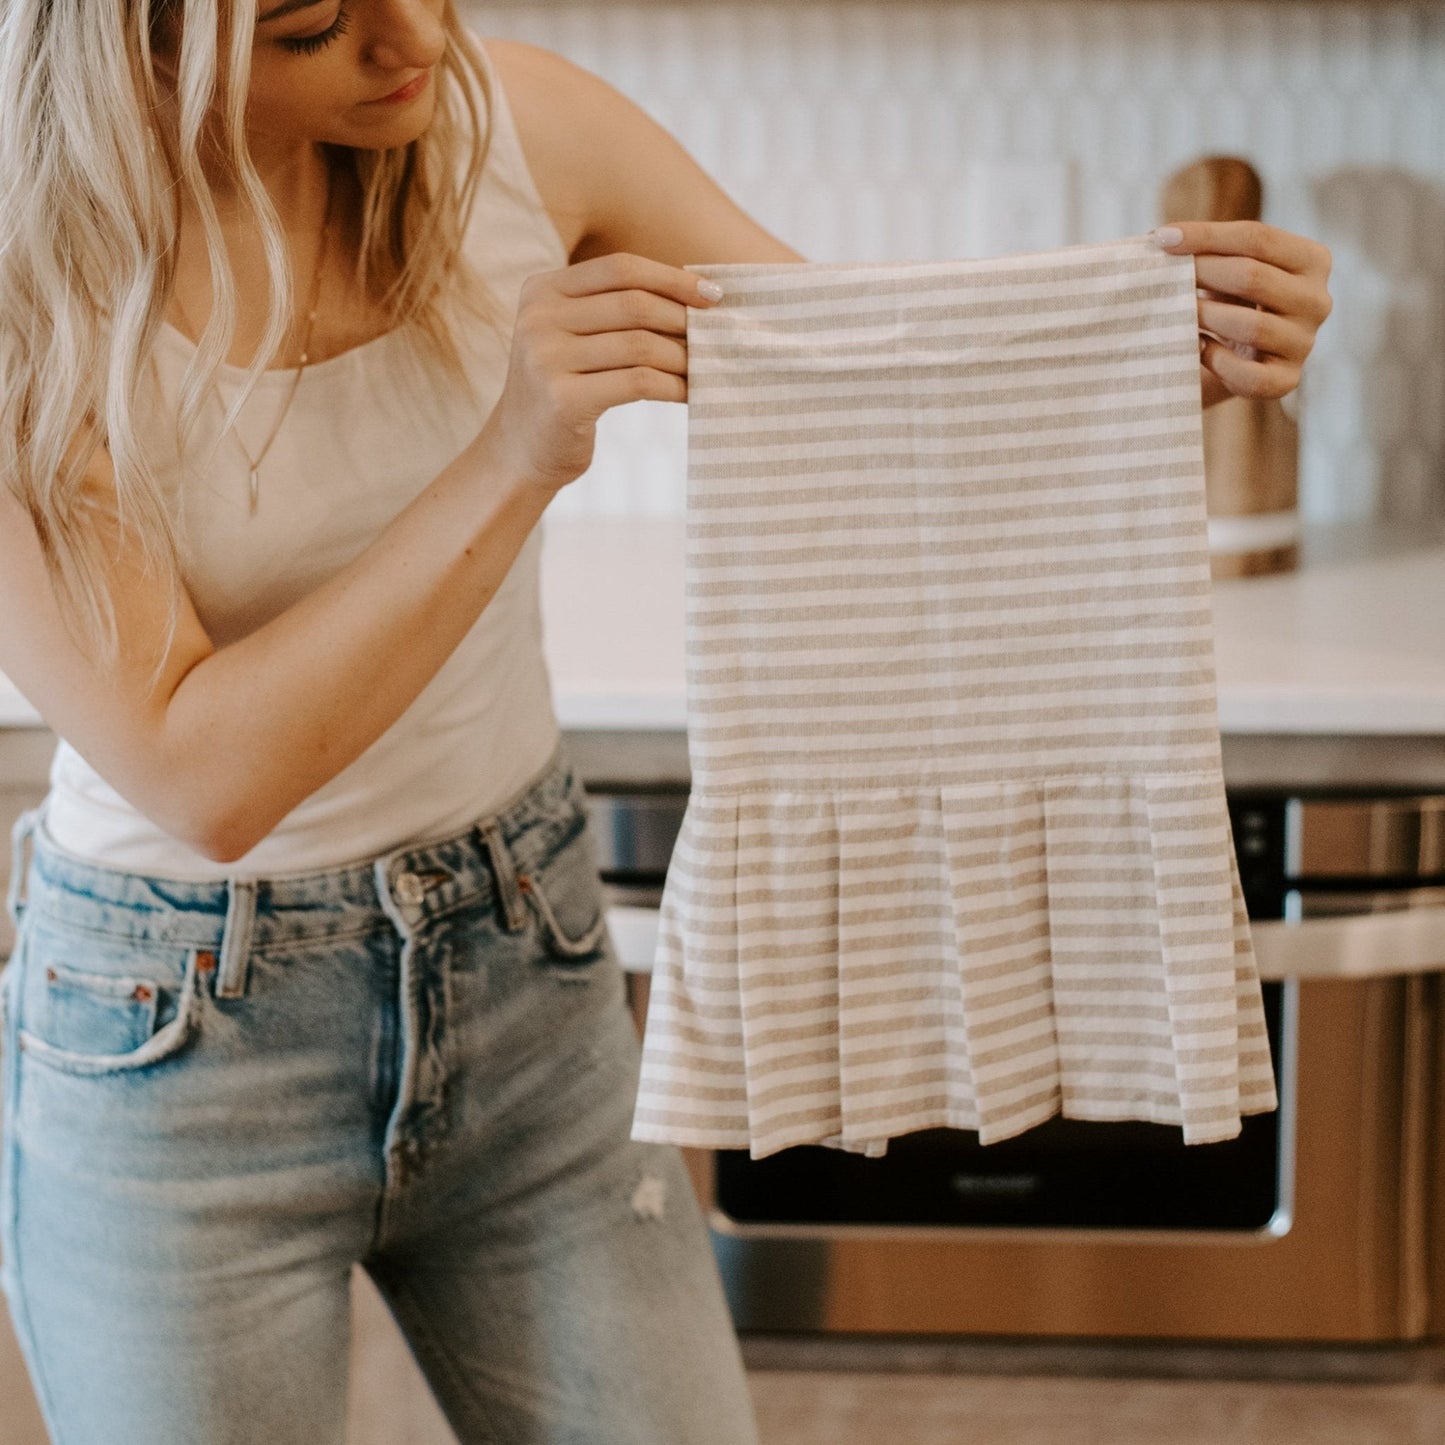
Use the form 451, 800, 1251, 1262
3, 514, 1443, 736
1207, 521, 1445, 733
540, 514, 1445, 736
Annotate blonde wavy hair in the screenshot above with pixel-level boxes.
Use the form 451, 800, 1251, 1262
0, 0, 498, 687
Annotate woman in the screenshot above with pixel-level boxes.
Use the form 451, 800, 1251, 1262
0, 0, 1332, 1440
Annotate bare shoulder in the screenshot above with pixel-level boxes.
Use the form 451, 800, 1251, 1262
482, 38, 610, 261
481, 37, 802, 269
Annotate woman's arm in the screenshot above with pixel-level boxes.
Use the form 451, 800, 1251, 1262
0, 250, 717, 864
489, 40, 805, 270
0, 444, 553, 865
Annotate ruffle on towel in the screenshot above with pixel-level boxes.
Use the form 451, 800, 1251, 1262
631, 773, 1278, 1161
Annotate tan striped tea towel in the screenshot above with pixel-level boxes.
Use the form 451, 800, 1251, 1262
630, 234, 1280, 1162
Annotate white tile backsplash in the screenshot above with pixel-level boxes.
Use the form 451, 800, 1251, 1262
469, 1, 1445, 527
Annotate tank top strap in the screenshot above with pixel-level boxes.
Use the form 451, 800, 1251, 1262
465, 35, 572, 275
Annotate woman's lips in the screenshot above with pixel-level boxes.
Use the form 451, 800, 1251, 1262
368, 70, 431, 105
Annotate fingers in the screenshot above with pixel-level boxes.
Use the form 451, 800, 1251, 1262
1152, 219, 1332, 281
1196, 297, 1313, 366
562, 288, 691, 339
1191, 253, 1332, 326
583, 367, 689, 412
566, 328, 690, 377
1199, 336, 1297, 401
530, 255, 709, 391
1197, 363, 1232, 411
550, 251, 722, 310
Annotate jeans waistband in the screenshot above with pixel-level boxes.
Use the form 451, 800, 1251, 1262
7, 737, 584, 989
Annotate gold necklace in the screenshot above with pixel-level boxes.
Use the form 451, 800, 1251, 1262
175, 170, 335, 516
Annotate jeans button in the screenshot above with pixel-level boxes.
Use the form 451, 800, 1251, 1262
394, 871, 427, 907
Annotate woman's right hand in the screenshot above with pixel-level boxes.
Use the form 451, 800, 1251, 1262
477, 252, 723, 497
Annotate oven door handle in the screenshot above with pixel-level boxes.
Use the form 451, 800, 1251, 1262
603, 886, 1445, 982
1252, 889, 1445, 980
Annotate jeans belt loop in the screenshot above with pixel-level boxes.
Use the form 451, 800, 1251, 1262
6, 806, 41, 933
216, 879, 257, 999
478, 819, 527, 933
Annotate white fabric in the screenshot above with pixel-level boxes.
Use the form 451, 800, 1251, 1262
630, 238, 1279, 1161
45, 39, 569, 879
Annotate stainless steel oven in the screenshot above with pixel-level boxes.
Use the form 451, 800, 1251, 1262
578, 731, 1445, 1345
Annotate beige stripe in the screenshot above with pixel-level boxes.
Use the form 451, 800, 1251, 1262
690, 424, 1198, 483
689, 365, 1197, 420
689, 457, 1205, 512
690, 461, 1203, 508
692, 667, 1218, 710
693, 279, 1183, 337
695, 302, 1193, 360
690, 408, 1201, 460
690, 498, 1203, 541
687, 339, 1189, 399
693, 509, 1206, 555
691, 584, 1210, 635
691, 596, 1212, 647
693, 702, 1219, 744
692, 744, 1227, 782
688, 514, 1205, 572
686, 553, 1210, 603
694, 316, 1197, 371
702, 252, 1184, 306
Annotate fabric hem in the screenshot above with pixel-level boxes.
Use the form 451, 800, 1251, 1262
631, 768, 1277, 1158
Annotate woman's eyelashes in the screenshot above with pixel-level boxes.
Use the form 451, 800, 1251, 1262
277, 4, 351, 54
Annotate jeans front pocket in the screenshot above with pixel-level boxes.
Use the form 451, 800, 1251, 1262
14, 917, 204, 1077
519, 816, 612, 966
41, 959, 160, 1055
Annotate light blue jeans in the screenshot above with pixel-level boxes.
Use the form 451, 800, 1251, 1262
0, 740, 759, 1445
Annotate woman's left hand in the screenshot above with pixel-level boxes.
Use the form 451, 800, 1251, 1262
1150, 220, 1333, 408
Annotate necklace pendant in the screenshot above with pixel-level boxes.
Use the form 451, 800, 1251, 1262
248, 466, 259, 515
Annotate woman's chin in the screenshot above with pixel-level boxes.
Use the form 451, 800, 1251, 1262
343, 104, 437, 150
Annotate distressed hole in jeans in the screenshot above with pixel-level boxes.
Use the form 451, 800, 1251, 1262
631, 1172, 667, 1220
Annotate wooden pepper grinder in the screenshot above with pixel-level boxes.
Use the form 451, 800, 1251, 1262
1160, 156, 1300, 578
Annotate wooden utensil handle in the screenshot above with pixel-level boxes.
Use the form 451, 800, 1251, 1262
1161, 155, 1263, 224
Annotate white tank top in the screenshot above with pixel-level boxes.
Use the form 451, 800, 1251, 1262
44, 39, 570, 880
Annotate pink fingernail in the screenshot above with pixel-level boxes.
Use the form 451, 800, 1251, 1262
1151, 226, 1184, 247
